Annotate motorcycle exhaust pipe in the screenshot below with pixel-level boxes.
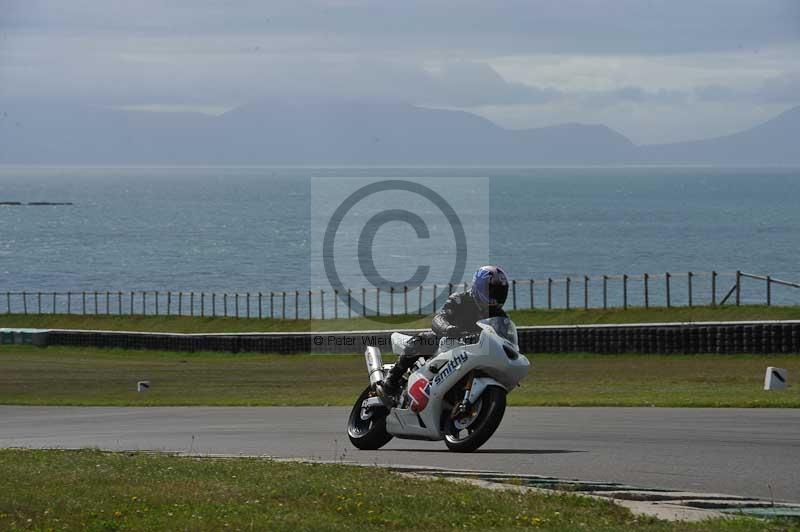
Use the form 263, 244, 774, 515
364, 346, 385, 387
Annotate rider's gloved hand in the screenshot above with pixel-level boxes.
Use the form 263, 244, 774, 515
460, 332, 480, 345
444, 325, 460, 338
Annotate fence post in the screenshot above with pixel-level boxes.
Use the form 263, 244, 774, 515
736, 270, 741, 306
224, 293, 229, 317
37, 292, 41, 314
404, 286, 408, 315
766, 275, 771, 306
321, 290, 325, 320
688, 272, 693, 307
129, 292, 134, 315
547, 278, 552, 309
307, 290, 312, 320
294, 291, 299, 320
104, 291, 108, 315
512, 280, 517, 310
448, 282, 453, 295
270, 292, 274, 319
433, 285, 438, 313
334, 290, 339, 320
142, 292, 146, 315
259, 292, 263, 319
67, 292, 72, 314
235, 293, 240, 319
247, 293, 251, 319
361, 288, 366, 317
212, 293, 216, 317
196, 293, 200, 317
53, 292, 57, 315
390, 286, 395, 316
22, 291, 27, 315
565, 277, 570, 310
530, 279, 534, 309
644, 273, 649, 308
418, 285, 423, 315
177, 292, 182, 316
711, 271, 717, 306
602, 275, 607, 309
376, 287, 380, 317
94, 291, 99, 315
347, 289, 352, 318
167, 292, 172, 315
665, 272, 671, 308
82, 291, 86, 315
623, 274, 628, 310
584, 276, 589, 310
117, 291, 122, 315
281, 292, 286, 320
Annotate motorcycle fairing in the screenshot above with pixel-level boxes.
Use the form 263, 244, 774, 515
385, 323, 528, 441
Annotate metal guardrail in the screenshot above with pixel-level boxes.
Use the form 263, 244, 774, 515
2, 271, 799, 319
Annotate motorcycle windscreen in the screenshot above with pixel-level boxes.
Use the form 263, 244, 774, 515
477, 317, 518, 348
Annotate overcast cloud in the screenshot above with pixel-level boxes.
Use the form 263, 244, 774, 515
1, 0, 798, 143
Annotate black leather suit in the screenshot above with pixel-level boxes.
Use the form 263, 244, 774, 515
392, 290, 508, 375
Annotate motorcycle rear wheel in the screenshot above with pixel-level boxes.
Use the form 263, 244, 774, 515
444, 386, 506, 452
347, 385, 393, 450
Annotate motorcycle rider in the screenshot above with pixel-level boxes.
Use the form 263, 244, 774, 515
381, 265, 510, 398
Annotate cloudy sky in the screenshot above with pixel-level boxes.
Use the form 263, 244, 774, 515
1, 0, 798, 143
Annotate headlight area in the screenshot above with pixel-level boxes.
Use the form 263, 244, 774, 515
503, 344, 520, 360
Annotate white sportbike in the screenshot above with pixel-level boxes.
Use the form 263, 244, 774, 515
347, 317, 530, 452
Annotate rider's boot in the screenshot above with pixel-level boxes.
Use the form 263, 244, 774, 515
380, 337, 421, 399
380, 359, 410, 398
381, 332, 440, 400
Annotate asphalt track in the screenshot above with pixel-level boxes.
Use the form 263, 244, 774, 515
2, 406, 799, 503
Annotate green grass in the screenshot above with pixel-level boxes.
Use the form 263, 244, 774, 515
0, 449, 791, 531
2, 346, 798, 407
1, 305, 798, 333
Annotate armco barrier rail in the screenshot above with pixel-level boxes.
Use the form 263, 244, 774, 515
15, 320, 800, 354
3, 271, 800, 319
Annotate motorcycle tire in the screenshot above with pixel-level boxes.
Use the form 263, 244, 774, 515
443, 386, 506, 453
347, 385, 393, 450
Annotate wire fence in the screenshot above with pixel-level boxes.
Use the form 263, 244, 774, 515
2, 271, 799, 320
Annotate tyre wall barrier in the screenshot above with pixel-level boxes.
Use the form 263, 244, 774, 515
45, 330, 396, 355
517, 322, 800, 354
37, 321, 800, 354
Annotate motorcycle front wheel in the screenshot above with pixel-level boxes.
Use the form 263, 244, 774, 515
443, 386, 506, 452
347, 385, 393, 450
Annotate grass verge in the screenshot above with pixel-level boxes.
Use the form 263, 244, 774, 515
0, 449, 790, 531
1, 346, 798, 407
0, 305, 798, 333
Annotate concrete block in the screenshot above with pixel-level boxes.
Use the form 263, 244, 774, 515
764, 367, 788, 390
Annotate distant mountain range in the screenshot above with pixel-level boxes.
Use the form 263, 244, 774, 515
1, 99, 798, 165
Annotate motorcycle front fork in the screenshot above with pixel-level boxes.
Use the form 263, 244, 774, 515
451, 371, 475, 419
